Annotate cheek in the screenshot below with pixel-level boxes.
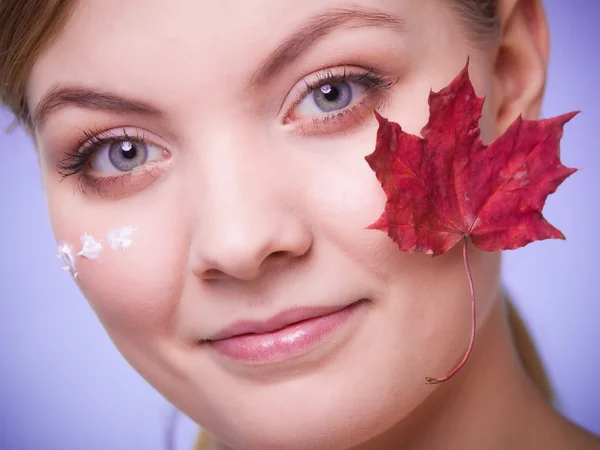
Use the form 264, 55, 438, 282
46, 183, 190, 340
299, 116, 502, 392
297, 123, 391, 231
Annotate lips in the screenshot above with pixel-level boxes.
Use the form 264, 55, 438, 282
204, 299, 367, 363
205, 299, 366, 341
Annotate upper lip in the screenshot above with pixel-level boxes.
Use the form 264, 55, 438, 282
205, 300, 363, 341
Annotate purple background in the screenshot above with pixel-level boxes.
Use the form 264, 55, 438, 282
1, 2, 598, 449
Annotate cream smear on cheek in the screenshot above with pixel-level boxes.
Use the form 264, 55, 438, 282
56, 226, 137, 280
77, 233, 103, 260
56, 241, 78, 280
107, 226, 137, 252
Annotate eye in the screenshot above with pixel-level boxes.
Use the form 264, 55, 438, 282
281, 67, 397, 135
90, 139, 165, 174
56, 129, 172, 198
294, 80, 367, 117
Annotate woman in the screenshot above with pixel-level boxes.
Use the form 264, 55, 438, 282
0, 0, 598, 448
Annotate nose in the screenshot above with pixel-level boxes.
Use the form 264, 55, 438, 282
189, 142, 312, 282
192, 210, 312, 281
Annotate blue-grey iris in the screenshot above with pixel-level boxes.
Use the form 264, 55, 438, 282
108, 141, 148, 171
313, 81, 352, 112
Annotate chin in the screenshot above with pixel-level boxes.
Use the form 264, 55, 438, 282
192, 369, 424, 450
212, 410, 401, 450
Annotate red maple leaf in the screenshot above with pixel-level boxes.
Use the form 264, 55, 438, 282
365, 62, 577, 384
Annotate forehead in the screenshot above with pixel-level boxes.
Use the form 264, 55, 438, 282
26, 0, 454, 126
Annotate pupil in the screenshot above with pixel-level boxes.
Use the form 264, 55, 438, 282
121, 141, 137, 159
321, 84, 340, 102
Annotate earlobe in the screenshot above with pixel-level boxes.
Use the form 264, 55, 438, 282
492, 0, 549, 135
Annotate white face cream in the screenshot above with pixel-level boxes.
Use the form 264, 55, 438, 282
56, 240, 77, 280
56, 227, 136, 272
107, 226, 137, 252
77, 233, 103, 260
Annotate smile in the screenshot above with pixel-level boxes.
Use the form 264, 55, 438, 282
202, 298, 368, 363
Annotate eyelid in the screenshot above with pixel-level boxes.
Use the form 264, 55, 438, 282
78, 127, 169, 156
75, 164, 167, 199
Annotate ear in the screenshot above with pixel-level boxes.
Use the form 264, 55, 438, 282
492, 0, 550, 134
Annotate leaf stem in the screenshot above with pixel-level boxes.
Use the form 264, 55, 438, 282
425, 236, 476, 384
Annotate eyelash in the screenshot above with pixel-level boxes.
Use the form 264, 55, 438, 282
56, 67, 397, 195
285, 67, 397, 134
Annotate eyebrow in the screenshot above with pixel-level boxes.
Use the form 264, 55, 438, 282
248, 5, 406, 88
31, 85, 162, 129
32, 5, 405, 128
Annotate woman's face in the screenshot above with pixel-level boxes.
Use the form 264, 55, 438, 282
28, 0, 503, 448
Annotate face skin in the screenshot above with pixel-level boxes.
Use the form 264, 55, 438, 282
25, 0, 598, 449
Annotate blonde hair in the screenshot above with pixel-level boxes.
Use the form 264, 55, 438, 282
0, 0, 76, 127
0, 2, 554, 447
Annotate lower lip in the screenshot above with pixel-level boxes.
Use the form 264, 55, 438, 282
208, 300, 365, 363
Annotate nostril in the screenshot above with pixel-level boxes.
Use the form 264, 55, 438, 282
196, 267, 227, 280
